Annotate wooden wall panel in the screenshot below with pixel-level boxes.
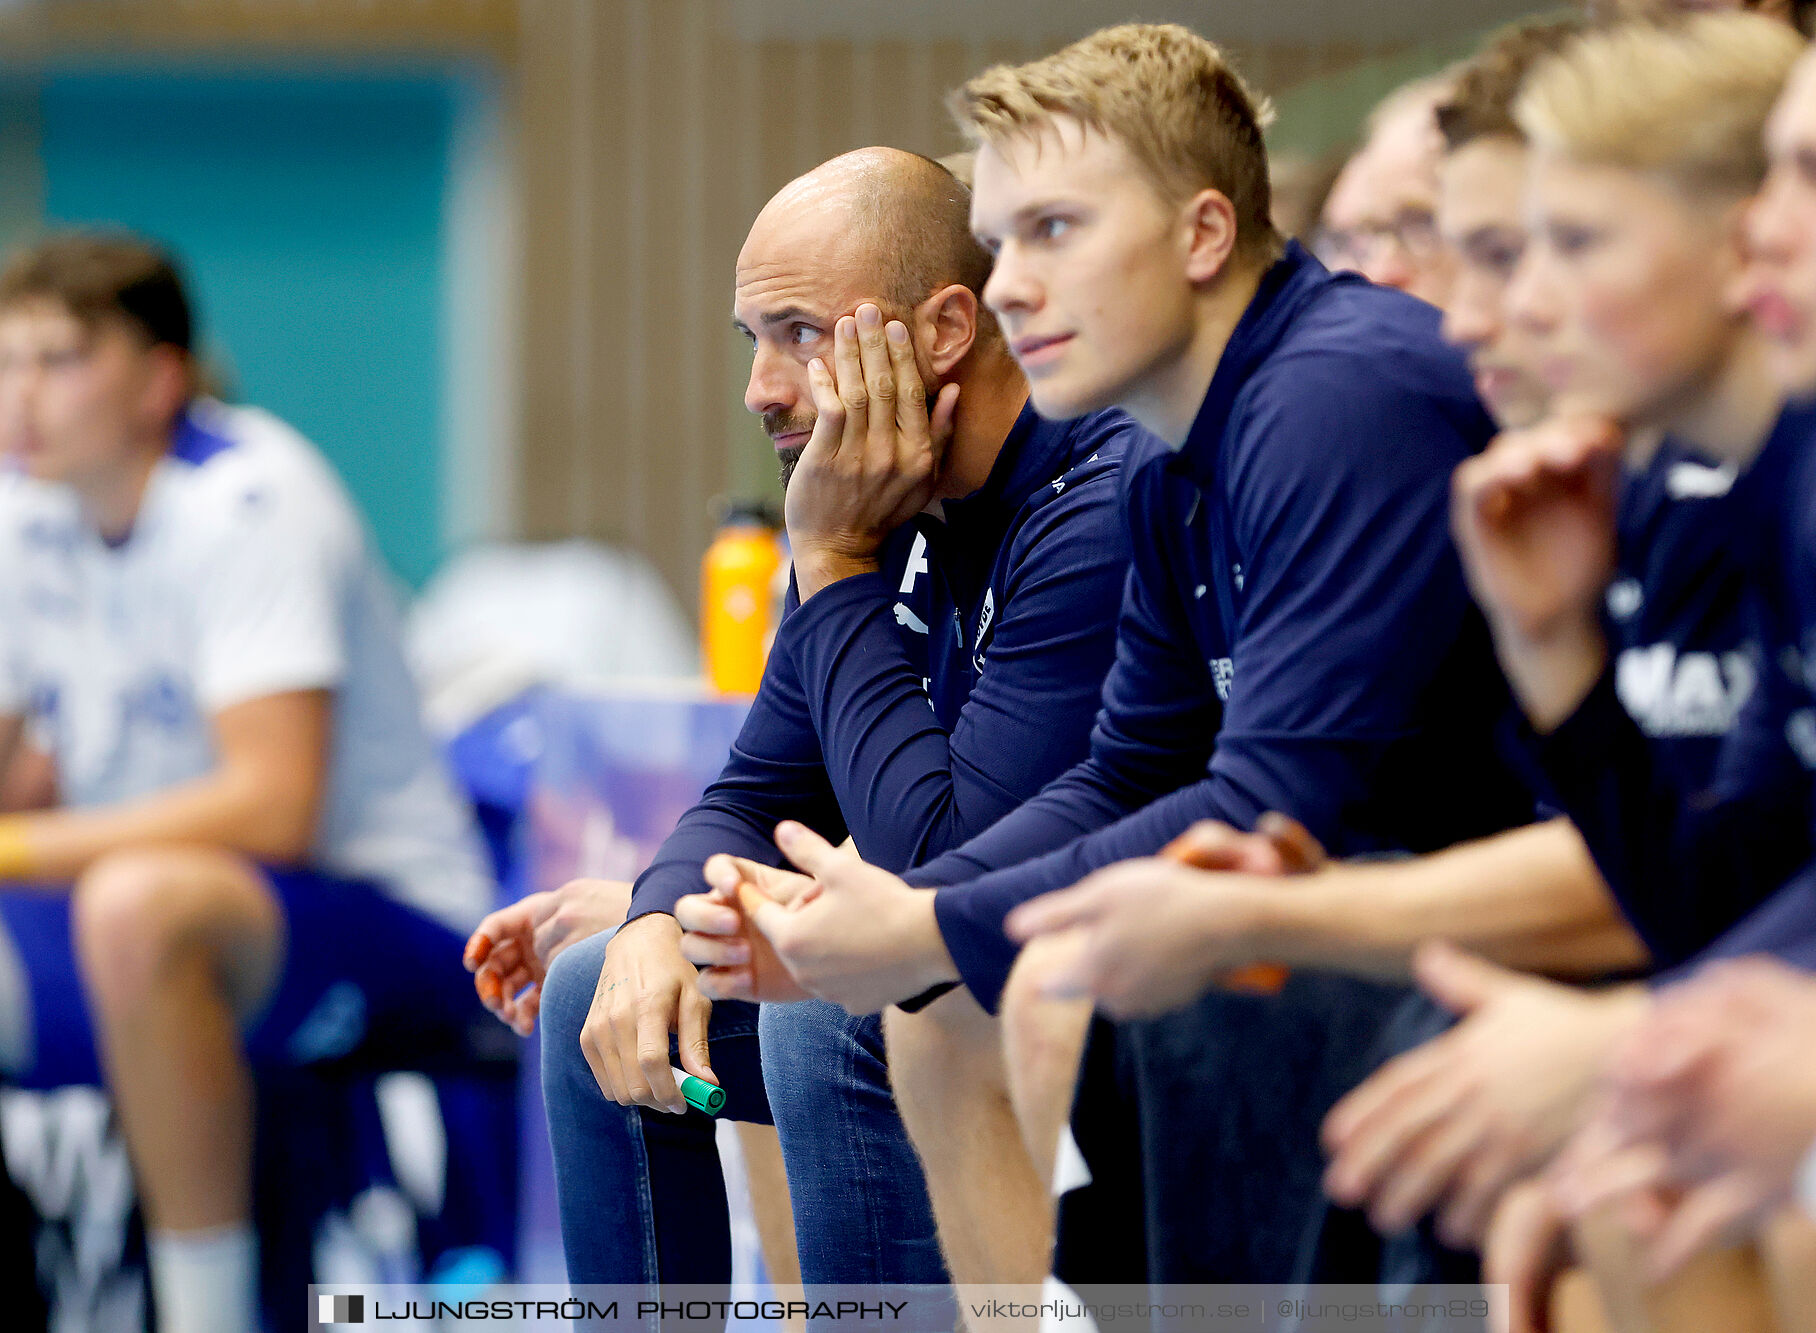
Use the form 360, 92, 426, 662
0, 0, 515, 55
513, 1, 1073, 612
5, 0, 1437, 612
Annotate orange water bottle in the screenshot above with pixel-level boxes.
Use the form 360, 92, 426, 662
702, 501, 784, 695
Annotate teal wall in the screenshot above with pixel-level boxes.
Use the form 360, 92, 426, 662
17, 67, 464, 587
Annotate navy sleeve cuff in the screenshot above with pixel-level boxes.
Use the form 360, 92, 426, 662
932, 883, 1023, 1014
896, 982, 959, 1013
628, 863, 702, 921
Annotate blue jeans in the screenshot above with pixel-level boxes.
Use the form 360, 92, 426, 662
1290, 993, 1481, 1293
760, 999, 946, 1286
539, 931, 948, 1287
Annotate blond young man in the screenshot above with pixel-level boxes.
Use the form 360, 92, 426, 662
1003, 19, 1611, 1031
993, 21, 1731, 1271
682, 22, 1535, 1285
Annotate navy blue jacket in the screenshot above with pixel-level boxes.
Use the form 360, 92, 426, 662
910, 244, 1534, 1011
1529, 405, 1816, 970
627, 405, 1137, 921
1609, 444, 1780, 782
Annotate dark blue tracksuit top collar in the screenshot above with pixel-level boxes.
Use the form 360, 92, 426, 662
1174, 241, 1335, 486
944, 399, 1082, 523
936, 398, 1104, 547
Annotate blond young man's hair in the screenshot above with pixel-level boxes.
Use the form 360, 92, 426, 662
1585, 0, 1813, 39
949, 23, 1284, 263
1516, 11, 1805, 199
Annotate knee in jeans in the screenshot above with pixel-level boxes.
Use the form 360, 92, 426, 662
760, 998, 858, 1085
540, 934, 606, 1051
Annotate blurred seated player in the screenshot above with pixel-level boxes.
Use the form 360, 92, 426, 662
0, 235, 497, 1333
1330, 12, 1812, 1286
1632, 42, 1816, 1245
1467, 30, 1816, 1328
1316, 74, 1458, 307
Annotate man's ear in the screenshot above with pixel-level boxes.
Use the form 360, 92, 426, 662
1182, 187, 1240, 286
913, 284, 980, 379
1717, 193, 1759, 302
141, 345, 193, 433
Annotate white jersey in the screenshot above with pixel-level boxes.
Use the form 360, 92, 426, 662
0, 400, 492, 933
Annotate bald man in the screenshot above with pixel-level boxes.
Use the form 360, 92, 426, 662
528, 148, 1139, 1287
1319, 77, 1458, 307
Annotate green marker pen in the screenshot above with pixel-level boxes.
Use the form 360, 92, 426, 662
671, 1066, 726, 1116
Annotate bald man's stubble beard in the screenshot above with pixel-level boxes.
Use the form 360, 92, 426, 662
777, 443, 805, 491
764, 408, 814, 492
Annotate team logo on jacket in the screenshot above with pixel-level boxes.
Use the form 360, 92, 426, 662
973, 589, 995, 672
1614, 643, 1753, 737
1665, 460, 1737, 499
895, 531, 932, 636
1210, 657, 1234, 702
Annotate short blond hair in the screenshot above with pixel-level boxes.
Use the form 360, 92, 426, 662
1516, 12, 1804, 197
949, 23, 1282, 261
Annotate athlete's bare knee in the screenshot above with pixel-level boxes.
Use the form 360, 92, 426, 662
1001, 934, 1092, 1081
1570, 1204, 1776, 1333
1000, 934, 1092, 1182
885, 985, 1002, 1125
74, 846, 275, 1008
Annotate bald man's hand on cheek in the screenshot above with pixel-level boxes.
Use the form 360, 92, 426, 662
786, 302, 960, 599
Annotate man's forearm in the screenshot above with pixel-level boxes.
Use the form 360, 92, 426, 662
1252, 818, 1649, 982
0, 768, 315, 883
